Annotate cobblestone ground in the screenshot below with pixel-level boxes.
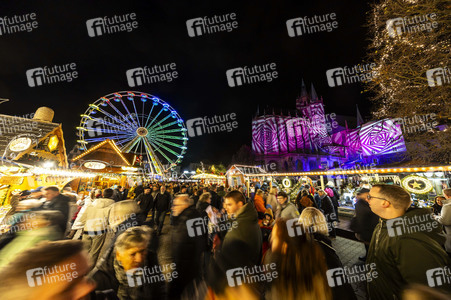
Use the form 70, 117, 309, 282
332, 237, 368, 300
154, 214, 368, 299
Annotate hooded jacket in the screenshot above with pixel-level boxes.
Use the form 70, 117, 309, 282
367, 207, 451, 299
221, 203, 262, 265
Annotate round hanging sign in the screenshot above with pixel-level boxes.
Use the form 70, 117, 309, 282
401, 175, 433, 194
282, 178, 292, 188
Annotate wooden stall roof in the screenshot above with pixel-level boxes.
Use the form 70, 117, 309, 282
0, 114, 68, 167
72, 139, 133, 166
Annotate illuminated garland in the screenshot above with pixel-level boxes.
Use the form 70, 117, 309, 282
401, 175, 433, 194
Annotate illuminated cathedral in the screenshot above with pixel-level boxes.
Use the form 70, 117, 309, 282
251, 80, 407, 171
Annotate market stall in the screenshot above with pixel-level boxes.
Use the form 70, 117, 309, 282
191, 172, 226, 185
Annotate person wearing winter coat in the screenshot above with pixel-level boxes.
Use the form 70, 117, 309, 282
275, 191, 299, 220
40, 186, 71, 233
221, 190, 262, 266
135, 186, 154, 223
91, 226, 164, 300
254, 189, 266, 218
295, 189, 316, 213
80, 188, 115, 264
69, 195, 94, 240
317, 189, 337, 238
266, 187, 279, 213
152, 185, 171, 235
350, 187, 379, 260
367, 184, 451, 299
169, 194, 206, 299
435, 188, 451, 253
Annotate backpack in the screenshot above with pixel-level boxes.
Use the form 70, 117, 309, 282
300, 195, 314, 208
324, 187, 334, 198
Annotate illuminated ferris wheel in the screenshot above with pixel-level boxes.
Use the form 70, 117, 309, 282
77, 91, 188, 176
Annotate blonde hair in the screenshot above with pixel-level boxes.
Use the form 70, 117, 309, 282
299, 207, 329, 236
269, 187, 278, 195
256, 189, 264, 196
199, 192, 211, 203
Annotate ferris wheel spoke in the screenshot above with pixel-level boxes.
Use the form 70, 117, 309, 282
147, 114, 172, 131
142, 101, 145, 127
146, 138, 180, 158
152, 128, 185, 135
105, 100, 137, 129
150, 136, 184, 149
148, 120, 178, 132
121, 136, 141, 153
142, 137, 165, 175
145, 137, 175, 165
151, 134, 185, 141
144, 104, 156, 129
119, 99, 140, 128
146, 107, 164, 129
131, 99, 141, 127
95, 105, 134, 130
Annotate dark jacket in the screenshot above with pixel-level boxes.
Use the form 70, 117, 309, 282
320, 195, 336, 222
210, 191, 222, 210
153, 191, 171, 212
41, 193, 70, 232
135, 193, 154, 217
169, 205, 206, 299
314, 233, 357, 300
221, 203, 262, 266
91, 229, 163, 300
350, 199, 379, 243
367, 208, 451, 299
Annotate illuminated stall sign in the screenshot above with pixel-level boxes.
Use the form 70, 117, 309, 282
401, 175, 433, 194
9, 137, 32, 152
83, 161, 106, 170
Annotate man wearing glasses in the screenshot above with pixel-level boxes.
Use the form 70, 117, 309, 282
349, 187, 379, 261
366, 184, 451, 299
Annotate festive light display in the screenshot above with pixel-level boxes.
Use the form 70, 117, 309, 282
247, 165, 451, 177
253, 96, 408, 166
77, 92, 187, 176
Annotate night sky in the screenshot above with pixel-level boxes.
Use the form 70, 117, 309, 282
0, 0, 373, 168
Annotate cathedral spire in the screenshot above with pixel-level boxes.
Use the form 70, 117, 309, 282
310, 83, 318, 102
297, 78, 309, 111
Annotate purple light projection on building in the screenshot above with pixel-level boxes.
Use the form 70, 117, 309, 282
251, 80, 407, 170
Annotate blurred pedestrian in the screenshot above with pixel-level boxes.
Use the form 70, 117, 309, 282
265, 219, 332, 300
169, 194, 206, 299
0, 240, 95, 300
40, 186, 70, 233
80, 188, 115, 265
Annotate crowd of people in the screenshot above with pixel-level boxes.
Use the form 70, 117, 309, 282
0, 181, 450, 299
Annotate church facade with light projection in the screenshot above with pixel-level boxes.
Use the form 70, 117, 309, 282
251, 80, 407, 172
